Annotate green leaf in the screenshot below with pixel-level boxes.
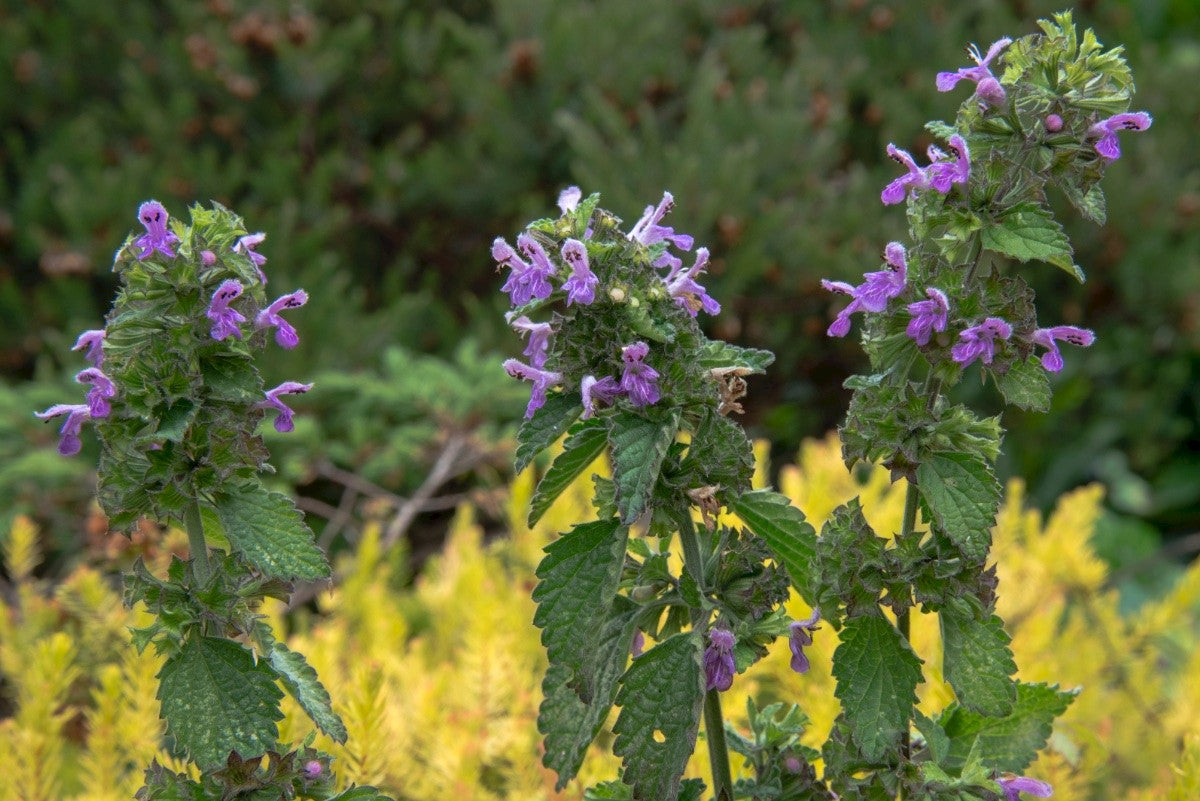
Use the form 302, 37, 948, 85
613, 633, 705, 801
157, 637, 284, 768
914, 709, 950, 765
267, 641, 348, 743
696, 340, 775, 374
1060, 181, 1107, 226
154, 400, 198, 442
729, 489, 818, 604
540, 597, 641, 789
831, 615, 923, 762
529, 420, 609, 527
213, 483, 330, 581
940, 609, 1017, 716
324, 787, 394, 801
516, 393, 583, 473
533, 519, 629, 699
938, 682, 1077, 773
981, 202, 1083, 281
994, 357, 1051, 413
200, 356, 260, 403
609, 412, 678, 524
916, 452, 1001, 562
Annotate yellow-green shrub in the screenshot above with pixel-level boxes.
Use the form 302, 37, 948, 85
1, 435, 1196, 800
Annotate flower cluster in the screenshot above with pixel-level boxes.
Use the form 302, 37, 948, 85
881, 136, 971, 206
36, 333, 118, 456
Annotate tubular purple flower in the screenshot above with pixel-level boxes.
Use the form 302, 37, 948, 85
515, 233, 556, 302
509, 315, 554, 368
133, 201, 180, 260
703, 628, 736, 692
820, 280, 864, 338
557, 186, 582, 214
1088, 112, 1152, 160
581, 374, 621, 419
996, 775, 1053, 801
257, 381, 313, 433
855, 242, 908, 312
504, 358, 563, 419
881, 144, 933, 205
905, 287, 950, 346
788, 609, 821, 674
206, 279, 247, 342
926, 134, 971, 192
664, 247, 721, 317
494, 237, 536, 306
951, 317, 1013, 367
936, 38, 1012, 106
234, 233, 268, 283
561, 238, 599, 305
75, 368, 116, 418
619, 342, 661, 407
255, 289, 308, 349
1031, 325, 1095, 372
72, 329, 106, 368
35, 403, 91, 456
628, 191, 694, 250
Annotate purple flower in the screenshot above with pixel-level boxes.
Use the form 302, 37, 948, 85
257, 381, 313, 433
1044, 114, 1064, 133
557, 186, 582, 214
936, 38, 1013, 106
302, 760, 323, 780
255, 289, 308, 349
881, 144, 937, 205
857, 242, 908, 312
72, 329, 106, 368
1088, 112, 1152, 160
1031, 325, 1095, 372
628, 191, 694, 251
75, 368, 116, 418
561, 238, 598, 305
133, 201, 180, 260
581, 374, 621, 419
926, 135, 971, 192
819, 280, 863, 338
630, 630, 645, 657
905, 287, 950, 346
951, 317, 1013, 367
619, 342, 661, 407
234, 233, 268, 283
703, 628, 736, 691
996, 775, 1053, 801
664, 247, 721, 317
35, 403, 91, 456
494, 237, 535, 306
206, 279, 247, 342
788, 609, 821, 674
514, 233, 556, 303
503, 358, 563, 419
509, 315, 554, 368
200, 249, 216, 266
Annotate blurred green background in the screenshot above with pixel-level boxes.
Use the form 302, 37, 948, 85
1, 0, 1197, 596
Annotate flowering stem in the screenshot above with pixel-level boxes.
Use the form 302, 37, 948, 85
897, 480, 920, 778
185, 498, 211, 585
676, 509, 734, 801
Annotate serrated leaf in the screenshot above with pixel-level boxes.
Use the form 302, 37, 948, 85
917, 453, 1001, 562
533, 519, 628, 700
831, 615, 923, 762
914, 709, 950, 765
1060, 181, 1107, 225
940, 609, 1017, 716
938, 682, 1077, 773
696, 340, 775, 374
154, 400, 198, 442
324, 788, 393, 801
540, 597, 640, 789
613, 633, 705, 801
157, 637, 284, 768
609, 412, 678, 524
994, 357, 1051, 412
200, 356, 260, 403
516, 393, 583, 473
213, 484, 330, 580
529, 420, 609, 527
729, 490, 818, 603
981, 202, 1083, 281
267, 641, 347, 743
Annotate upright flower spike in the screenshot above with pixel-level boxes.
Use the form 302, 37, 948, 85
881, 144, 935, 205
619, 342, 661, 407
951, 317, 1013, 367
72, 329, 106, 368
664, 247, 721, 317
1088, 112, 1152, 160
581, 374, 621, 419
257, 381, 314, 433
234, 232, 268, 283
75, 368, 116, 418
788, 609, 821, 674
206, 279, 247, 342
504, 358, 563, 419
628, 191, 694, 250
905, 287, 950, 346
1030, 325, 1095, 372
34, 403, 91, 456
996, 775, 1053, 801
255, 289, 309, 349
515, 233, 556, 303
936, 37, 1013, 107
133, 200, 180, 260
509, 315, 554, 368
703, 628, 736, 692
561, 238, 599, 305
557, 186, 582, 214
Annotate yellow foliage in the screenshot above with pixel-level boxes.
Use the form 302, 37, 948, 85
1, 435, 1196, 799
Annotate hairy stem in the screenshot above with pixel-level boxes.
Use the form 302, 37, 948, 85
676, 510, 734, 801
185, 498, 211, 585
897, 479, 920, 794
